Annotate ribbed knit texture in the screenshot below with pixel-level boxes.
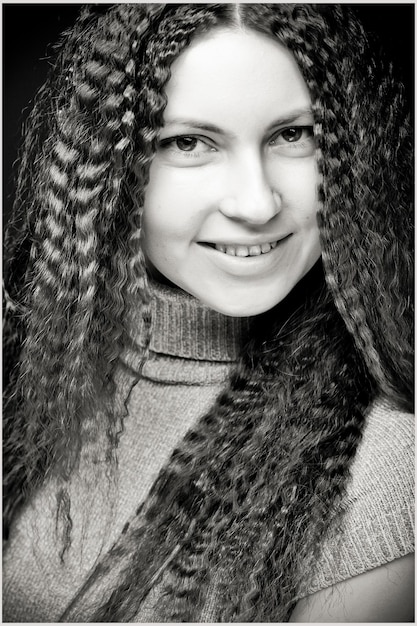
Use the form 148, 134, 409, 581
135, 280, 253, 362
303, 397, 414, 596
2, 282, 414, 622
2, 281, 250, 622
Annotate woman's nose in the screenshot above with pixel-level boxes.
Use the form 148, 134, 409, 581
219, 152, 281, 224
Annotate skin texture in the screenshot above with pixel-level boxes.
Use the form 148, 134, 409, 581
290, 553, 415, 622
142, 28, 321, 317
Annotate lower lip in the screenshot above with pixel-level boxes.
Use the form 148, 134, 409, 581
198, 235, 293, 277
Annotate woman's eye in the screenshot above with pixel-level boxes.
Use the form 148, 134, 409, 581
158, 135, 216, 160
175, 137, 199, 152
281, 128, 304, 142
269, 126, 314, 156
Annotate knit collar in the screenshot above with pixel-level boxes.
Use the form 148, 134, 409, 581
133, 278, 253, 363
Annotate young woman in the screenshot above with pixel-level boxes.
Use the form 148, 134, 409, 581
3, 4, 414, 622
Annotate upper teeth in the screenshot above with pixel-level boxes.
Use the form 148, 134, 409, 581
214, 241, 278, 256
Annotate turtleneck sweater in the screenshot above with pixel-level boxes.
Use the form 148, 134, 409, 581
3, 281, 414, 622
3, 280, 251, 622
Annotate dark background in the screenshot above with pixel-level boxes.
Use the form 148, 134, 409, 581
3, 3, 415, 226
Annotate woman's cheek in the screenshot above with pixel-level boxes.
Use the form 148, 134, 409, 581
278, 158, 318, 218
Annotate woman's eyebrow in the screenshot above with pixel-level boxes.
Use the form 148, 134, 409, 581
162, 108, 313, 136
266, 107, 314, 131
162, 119, 226, 135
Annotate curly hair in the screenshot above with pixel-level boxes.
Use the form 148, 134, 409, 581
3, 4, 413, 622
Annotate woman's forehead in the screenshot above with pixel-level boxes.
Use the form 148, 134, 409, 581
163, 28, 311, 132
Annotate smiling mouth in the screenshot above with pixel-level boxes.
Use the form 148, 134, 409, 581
201, 239, 288, 257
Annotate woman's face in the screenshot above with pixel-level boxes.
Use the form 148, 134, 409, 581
142, 28, 321, 317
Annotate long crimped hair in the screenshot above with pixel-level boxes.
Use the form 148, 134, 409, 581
3, 4, 413, 622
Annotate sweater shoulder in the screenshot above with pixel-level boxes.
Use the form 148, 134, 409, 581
305, 398, 414, 596
347, 397, 414, 504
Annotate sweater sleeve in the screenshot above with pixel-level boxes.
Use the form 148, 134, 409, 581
304, 398, 414, 596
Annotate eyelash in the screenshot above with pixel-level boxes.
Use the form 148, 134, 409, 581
158, 126, 314, 159
158, 136, 215, 158
270, 126, 314, 150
